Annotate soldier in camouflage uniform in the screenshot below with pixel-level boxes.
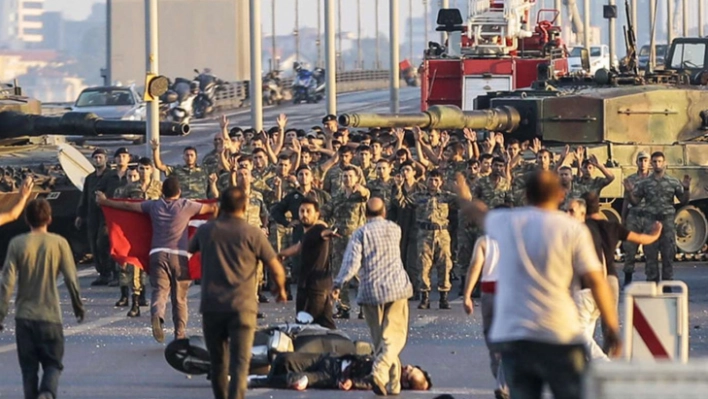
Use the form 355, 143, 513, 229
512, 149, 553, 206
559, 166, 585, 208
323, 146, 364, 197
265, 155, 299, 254
455, 159, 482, 294
235, 167, 270, 305
624, 151, 691, 284
621, 151, 651, 285
572, 153, 614, 196
457, 157, 513, 295
152, 140, 214, 199
252, 148, 276, 193
407, 170, 456, 310
113, 158, 162, 317
391, 162, 427, 300
321, 166, 369, 319
356, 145, 377, 184
367, 159, 396, 210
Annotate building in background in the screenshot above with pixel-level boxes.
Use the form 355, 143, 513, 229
0, 0, 45, 49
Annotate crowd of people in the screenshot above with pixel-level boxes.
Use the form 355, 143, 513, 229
0, 110, 694, 399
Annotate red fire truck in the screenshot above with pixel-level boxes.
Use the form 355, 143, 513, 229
421, 0, 569, 111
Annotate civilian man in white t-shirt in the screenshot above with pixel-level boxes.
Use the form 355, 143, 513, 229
455, 171, 620, 399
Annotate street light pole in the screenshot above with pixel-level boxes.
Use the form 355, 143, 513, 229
317, 0, 322, 67
144, 0, 159, 159
338, 0, 343, 70
375, 0, 380, 69
105, 0, 112, 86
700, 0, 705, 37
294, 0, 300, 62
408, 0, 413, 62
424, 0, 429, 53
608, 0, 616, 69
439, 0, 449, 44
667, 0, 673, 43
357, 0, 362, 69
250, 0, 263, 131
325, 0, 337, 114
271, 0, 276, 71
682, 0, 687, 37
583, 0, 590, 49
390, 0, 400, 113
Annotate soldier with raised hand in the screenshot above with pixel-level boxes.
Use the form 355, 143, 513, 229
621, 151, 651, 286
323, 146, 364, 197
201, 115, 233, 176
573, 150, 615, 196
113, 158, 162, 317
624, 151, 690, 286
321, 166, 369, 319
152, 140, 215, 199
409, 169, 457, 310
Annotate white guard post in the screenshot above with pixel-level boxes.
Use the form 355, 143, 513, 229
622, 281, 689, 363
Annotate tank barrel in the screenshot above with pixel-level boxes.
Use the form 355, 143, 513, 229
339, 105, 520, 132
0, 111, 190, 140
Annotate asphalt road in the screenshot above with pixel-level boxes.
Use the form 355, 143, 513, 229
0, 263, 707, 399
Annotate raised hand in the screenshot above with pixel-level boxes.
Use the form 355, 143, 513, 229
219, 114, 228, 130
463, 128, 477, 142
682, 175, 692, 189
150, 139, 159, 151
276, 113, 287, 130
19, 177, 34, 197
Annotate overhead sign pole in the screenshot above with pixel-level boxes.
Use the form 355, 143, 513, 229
390, 0, 400, 113
145, 0, 159, 169
325, 0, 337, 115
250, 0, 263, 131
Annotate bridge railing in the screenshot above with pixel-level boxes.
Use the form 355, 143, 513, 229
40, 69, 395, 116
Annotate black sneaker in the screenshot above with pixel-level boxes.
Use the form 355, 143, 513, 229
369, 374, 388, 396
333, 308, 350, 319
90, 276, 110, 286
258, 293, 270, 303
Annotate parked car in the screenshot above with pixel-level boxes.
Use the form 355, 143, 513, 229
72, 85, 146, 121
638, 43, 669, 69
568, 45, 617, 75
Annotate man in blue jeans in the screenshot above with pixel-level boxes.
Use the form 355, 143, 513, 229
456, 172, 621, 399
0, 198, 85, 399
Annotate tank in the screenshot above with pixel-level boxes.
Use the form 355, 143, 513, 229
339, 67, 708, 255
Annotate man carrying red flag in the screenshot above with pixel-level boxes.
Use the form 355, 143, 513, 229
97, 177, 217, 343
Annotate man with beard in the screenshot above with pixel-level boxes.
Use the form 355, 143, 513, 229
279, 198, 337, 329
152, 141, 214, 199
75, 148, 114, 286
511, 148, 553, 206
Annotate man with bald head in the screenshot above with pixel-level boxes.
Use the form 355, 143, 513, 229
455, 171, 621, 399
333, 197, 413, 396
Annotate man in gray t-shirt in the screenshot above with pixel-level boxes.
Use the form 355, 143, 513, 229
98, 177, 217, 343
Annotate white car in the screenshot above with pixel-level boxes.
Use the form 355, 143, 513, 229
72, 85, 146, 121
568, 45, 618, 75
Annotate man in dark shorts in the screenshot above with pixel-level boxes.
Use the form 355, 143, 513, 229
189, 186, 288, 399
279, 198, 338, 329
0, 198, 85, 399
97, 177, 217, 343
249, 351, 432, 392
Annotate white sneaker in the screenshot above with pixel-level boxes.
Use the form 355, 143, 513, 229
290, 374, 308, 391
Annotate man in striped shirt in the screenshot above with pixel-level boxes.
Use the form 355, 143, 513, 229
333, 197, 414, 396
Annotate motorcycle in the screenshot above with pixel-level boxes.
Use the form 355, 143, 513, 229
291, 66, 325, 104
262, 70, 284, 106
159, 77, 196, 124
191, 69, 225, 119
164, 312, 373, 376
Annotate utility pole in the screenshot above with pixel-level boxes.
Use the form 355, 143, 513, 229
649, 0, 656, 69
667, 0, 674, 43
325, 0, 337, 114
424, 0, 429, 52
700, 0, 705, 37
105, 0, 112, 86
338, 0, 343, 70
682, 0, 687, 37
271, 0, 276, 71
631, 0, 637, 38
317, 0, 322, 67
408, 0, 413, 62
583, 0, 590, 48
390, 0, 400, 113
554, 0, 562, 27
375, 0, 381, 69
357, 0, 362, 69
294, 0, 300, 62
144, 0, 159, 159
250, 0, 263, 131
608, 0, 616, 69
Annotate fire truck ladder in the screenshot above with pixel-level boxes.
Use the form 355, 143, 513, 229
467, 0, 535, 54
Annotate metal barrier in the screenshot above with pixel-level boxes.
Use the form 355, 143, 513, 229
40, 70, 394, 116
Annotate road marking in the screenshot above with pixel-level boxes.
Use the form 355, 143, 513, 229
0, 281, 202, 354
411, 315, 438, 328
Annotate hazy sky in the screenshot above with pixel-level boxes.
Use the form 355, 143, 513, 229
43, 0, 451, 38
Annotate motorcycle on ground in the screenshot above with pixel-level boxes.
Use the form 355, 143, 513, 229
164, 312, 373, 376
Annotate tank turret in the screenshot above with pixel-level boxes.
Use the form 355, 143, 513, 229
0, 111, 190, 139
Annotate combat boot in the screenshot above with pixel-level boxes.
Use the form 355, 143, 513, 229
439, 291, 451, 310
417, 292, 430, 309
115, 287, 129, 307
138, 290, 148, 306
127, 295, 141, 317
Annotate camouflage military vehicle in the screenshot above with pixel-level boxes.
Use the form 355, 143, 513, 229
339, 36, 708, 255
0, 81, 189, 262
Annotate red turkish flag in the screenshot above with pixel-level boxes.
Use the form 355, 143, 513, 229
101, 199, 215, 280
